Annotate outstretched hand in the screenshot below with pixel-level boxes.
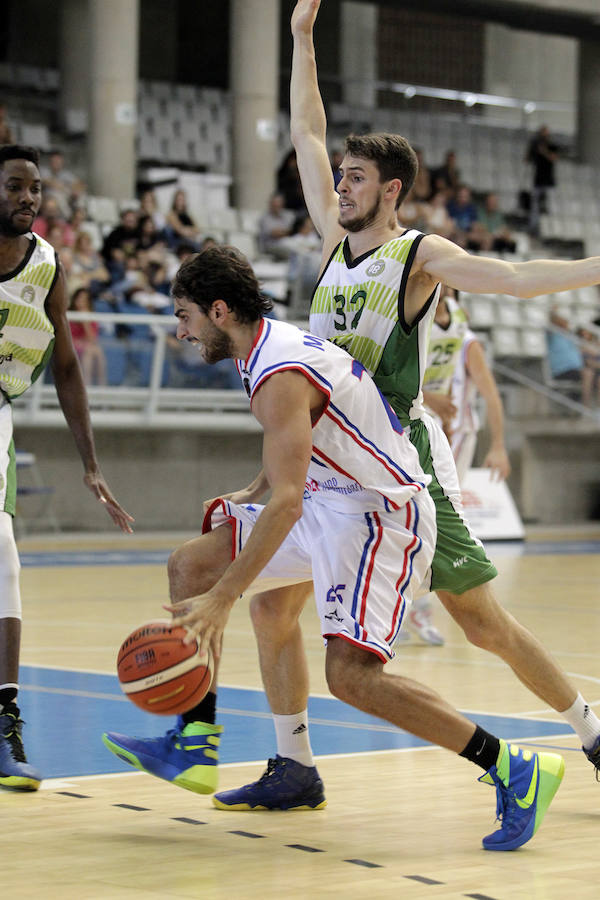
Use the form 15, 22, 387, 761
165, 589, 233, 662
83, 470, 135, 533
483, 446, 511, 482
291, 0, 321, 36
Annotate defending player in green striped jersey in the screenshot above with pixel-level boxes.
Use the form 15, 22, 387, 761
0, 144, 133, 793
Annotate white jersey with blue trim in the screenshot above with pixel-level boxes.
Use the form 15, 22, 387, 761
235, 318, 431, 515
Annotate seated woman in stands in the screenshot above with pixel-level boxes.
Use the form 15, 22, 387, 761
165, 189, 203, 250
68, 287, 107, 387
72, 231, 111, 298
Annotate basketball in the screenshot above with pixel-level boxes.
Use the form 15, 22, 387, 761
117, 619, 213, 715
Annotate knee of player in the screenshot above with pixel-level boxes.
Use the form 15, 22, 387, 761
324, 642, 353, 701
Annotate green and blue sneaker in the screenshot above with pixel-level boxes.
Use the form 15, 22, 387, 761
0, 702, 41, 791
102, 719, 222, 794
213, 755, 327, 811
479, 740, 564, 851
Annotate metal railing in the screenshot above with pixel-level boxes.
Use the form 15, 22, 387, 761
12, 311, 258, 433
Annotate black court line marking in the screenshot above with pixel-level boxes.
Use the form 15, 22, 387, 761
229, 830, 265, 839
404, 875, 445, 885
465, 894, 499, 900
286, 844, 324, 853
172, 817, 207, 825
52, 792, 394, 870
113, 803, 150, 811
345, 859, 383, 869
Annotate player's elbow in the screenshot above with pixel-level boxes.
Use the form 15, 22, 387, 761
272, 486, 304, 526
291, 121, 315, 150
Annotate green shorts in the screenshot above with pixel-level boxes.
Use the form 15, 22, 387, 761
409, 416, 497, 595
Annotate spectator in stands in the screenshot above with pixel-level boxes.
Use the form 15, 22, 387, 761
398, 188, 429, 232
412, 147, 432, 201
577, 326, 600, 407
72, 231, 111, 298
546, 310, 586, 399
32, 196, 67, 242
423, 189, 456, 240
136, 214, 169, 260
0, 104, 14, 144
330, 148, 343, 188
526, 125, 558, 234
432, 150, 461, 193
62, 205, 87, 248
329, 148, 344, 188
69, 286, 107, 386
46, 222, 66, 255
39, 150, 85, 218
276, 149, 306, 213
139, 189, 167, 235
165, 189, 202, 250
114, 254, 171, 312
165, 331, 240, 389
446, 185, 480, 248
58, 246, 81, 297
144, 259, 171, 300
258, 191, 296, 257
476, 193, 517, 255
101, 208, 139, 278
166, 241, 200, 280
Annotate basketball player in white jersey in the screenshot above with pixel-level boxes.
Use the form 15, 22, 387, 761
104, 245, 564, 850
206, 0, 600, 804
0, 145, 133, 791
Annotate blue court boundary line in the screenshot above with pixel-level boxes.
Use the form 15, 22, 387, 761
18, 540, 600, 568
19, 664, 579, 779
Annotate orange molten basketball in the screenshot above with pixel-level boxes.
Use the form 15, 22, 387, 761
117, 619, 213, 715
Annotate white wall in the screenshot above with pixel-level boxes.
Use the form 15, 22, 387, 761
484, 23, 577, 133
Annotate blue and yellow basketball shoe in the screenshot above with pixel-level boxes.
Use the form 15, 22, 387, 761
213, 755, 326, 810
0, 703, 42, 791
583, 735, 600, 779
102, 719, 222, 794
479, 740, 564, 851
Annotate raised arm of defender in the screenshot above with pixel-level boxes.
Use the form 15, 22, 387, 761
415, 233, 600, 299
290, 0, 344, 256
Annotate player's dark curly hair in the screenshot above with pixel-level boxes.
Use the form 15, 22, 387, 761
172, 245, 273, 324
0, 144, 40, 169
344, 133, 418, 208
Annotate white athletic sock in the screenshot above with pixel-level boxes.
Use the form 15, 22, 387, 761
273, 710, 314, 768
561, 693, 600, 750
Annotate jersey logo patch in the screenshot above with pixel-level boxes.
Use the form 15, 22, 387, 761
20, 285, 35, 303
366, 260, 386, 277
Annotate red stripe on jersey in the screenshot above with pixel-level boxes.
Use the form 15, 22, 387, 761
312, 445, 401, 511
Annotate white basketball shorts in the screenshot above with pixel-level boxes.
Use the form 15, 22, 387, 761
204, 491, 436, 662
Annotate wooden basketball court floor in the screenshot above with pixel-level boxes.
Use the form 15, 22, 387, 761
3, 526, 600, 900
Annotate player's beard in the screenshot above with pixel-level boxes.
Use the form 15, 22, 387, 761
198, 322, 234, 365
0, 211, 34, 237
339, 191, 383, 233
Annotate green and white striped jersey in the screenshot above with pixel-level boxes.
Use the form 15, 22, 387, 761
310, 230, 440, 426
0, 234, 58, 400
422, 295, 469, 395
